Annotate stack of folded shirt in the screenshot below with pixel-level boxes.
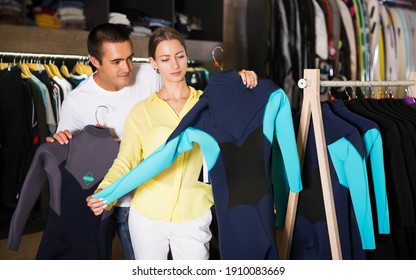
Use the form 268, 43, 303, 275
131, 25, 152, 37
145, 16, 172, 31
109, 12, 133, 34
33, 6, 60, 28
174, 12, 203, 40
57, 0, 86, 30
0, 0, 23, 25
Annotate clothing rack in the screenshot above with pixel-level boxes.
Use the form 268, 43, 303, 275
280, 68, 416, 260
0, 51, 150, 63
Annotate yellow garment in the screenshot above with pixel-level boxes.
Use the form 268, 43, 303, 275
34, 14, 61, 28
98, 87, 213, 223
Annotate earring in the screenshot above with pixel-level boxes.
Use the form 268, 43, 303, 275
154, 68, 160, 74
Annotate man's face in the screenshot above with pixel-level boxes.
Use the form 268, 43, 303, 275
91, 41, 134, 91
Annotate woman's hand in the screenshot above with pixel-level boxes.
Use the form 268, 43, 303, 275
86, 192, 107, 216
238, 69, 258, 89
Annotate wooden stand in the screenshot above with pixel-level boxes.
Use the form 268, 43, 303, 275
280, 69, 416, 260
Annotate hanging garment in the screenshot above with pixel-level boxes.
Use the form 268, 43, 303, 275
31, 70, 57, 136
291, 102, 373, 260
345, 99, 415, 259
365, 99, 416, 191
93, 70, 303, 260
7, 125, 119, 259
0, 67, 35, 206
328, 100, 390, 235
23, 76, 48, 145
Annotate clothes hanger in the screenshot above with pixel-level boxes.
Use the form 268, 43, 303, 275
0, 55, 10, 70
349, 86, 357, 99
403, 87, 416, 104
38, 57, 53, 78
95, 105, 109, 128
25, 56, 43, 72
20, 64, 32, 78
60, 58, 71, 78
71, 59, 85, 75
344, 89, 352, 101
328, 88, 335, 101
82, 60, 93, 76
212, 46, 223, 71
43, 64, 54, 78
0, 63, 9, 70
72, 58, 93, 76
48, 57, 63, 78
18, 56, 32, 78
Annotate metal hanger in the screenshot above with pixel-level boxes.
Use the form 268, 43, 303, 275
211, 46, 223, 71
95, 105, 109, 127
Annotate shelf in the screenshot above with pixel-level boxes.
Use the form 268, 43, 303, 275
0, 24, 233, 64
109, 0, 223, 41
0, 0, 234, 66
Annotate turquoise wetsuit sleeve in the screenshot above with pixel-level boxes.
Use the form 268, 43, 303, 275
328, 138, 375, 249
363, 129, 389, 234
264, 89, 303, 228
176, 128, 220, 171
264, 88, 303, 192
93, 128, 219, 205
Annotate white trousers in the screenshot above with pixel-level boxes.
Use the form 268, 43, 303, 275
128, 207, 212, 260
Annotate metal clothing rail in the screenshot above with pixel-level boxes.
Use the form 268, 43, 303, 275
0, 51, 150, 63
281, 69, 416, 261
298, 78, 416, 88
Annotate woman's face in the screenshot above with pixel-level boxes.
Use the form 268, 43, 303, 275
150, 39, 188, 83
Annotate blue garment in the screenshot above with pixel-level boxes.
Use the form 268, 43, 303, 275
94, 70, 302, 259
328, 100, 389, 234
291, 102, 375, 260
323, 103, 375, 250
36, 161, 110, 259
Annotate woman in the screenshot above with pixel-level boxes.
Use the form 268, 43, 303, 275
87, 26, 258, 260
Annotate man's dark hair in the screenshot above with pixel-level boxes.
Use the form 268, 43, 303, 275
87, 23, 132, 64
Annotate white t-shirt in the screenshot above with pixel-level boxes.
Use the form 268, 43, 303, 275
57, 62, 162, 206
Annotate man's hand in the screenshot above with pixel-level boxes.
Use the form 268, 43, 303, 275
46, 130, 73, 144
238, 69, 258, 89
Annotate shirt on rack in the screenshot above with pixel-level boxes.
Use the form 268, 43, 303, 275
31, 71, 57, 136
